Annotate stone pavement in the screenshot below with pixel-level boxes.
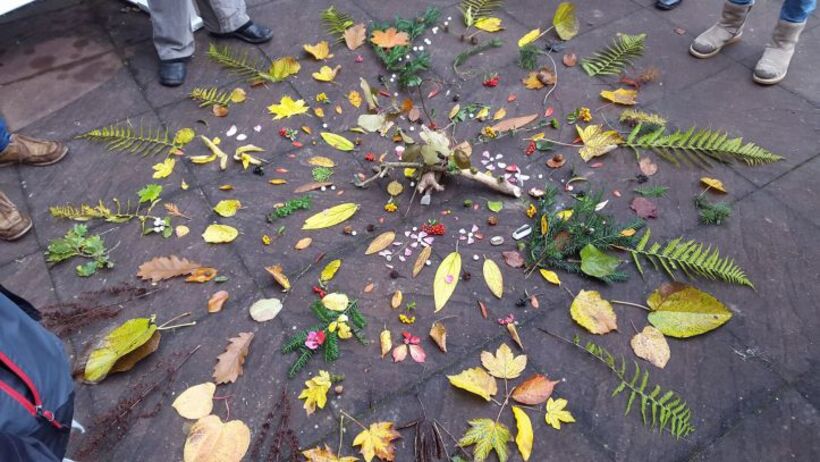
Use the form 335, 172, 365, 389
1, 0, 819, 460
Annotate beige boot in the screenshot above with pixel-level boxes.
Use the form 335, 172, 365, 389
690, 1, 753, 59
0, 133, 68, 167
0, 191, 32, 241
753, 20, 806, 85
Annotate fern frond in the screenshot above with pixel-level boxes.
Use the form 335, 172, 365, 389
620, 109, 666, 129
581, 33, 646, 77
694, 196, 732, 225
460, 0, 503, 25
207, 43, 274, 84
583, 340, 695, 439
623, 124, 782, 167
321, 6, 355, 41
189, 87, 232, 108
627, 228, 753, 287
77, 122, 177, 157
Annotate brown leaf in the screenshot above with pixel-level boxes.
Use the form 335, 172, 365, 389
490, 114, 539, 133
265, 265, 291, 291
638, 157, 658, 176
478, 300, 489, 319
412, 245, 432, 278
212, 105, 229, 117
536, 67, 556, 85
295, 237, 313, 250
294, 182, 333, 193
511, 373, 558, 405
137, 255, 202, 282
430, 321, 447, 352
344, 23, 367, 50
502, 250, 524, 268
363, 282, 375, 293
110, 331, 161, 373
213, 332, 254, 384
562, 52, 577, 67
164, 203, 190, 219
407, 107, 421, 122
507, 323, 524, 350
631, 326, 670, 368
630, 197, 658, 219
208, 290, 229, 313
185, 267, 218, 283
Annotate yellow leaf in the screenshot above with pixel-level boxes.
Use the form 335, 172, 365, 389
302, 203, 359, 230
412, 245, 432, 278
493, 107, 507, 120
265, 264, 291, 291
512, 406, 533, 461
152, 158, 176, 179
322, 293, 349, 312
298, 370, 332, 415
540, 215, 549, 235
539, 269, 561, 286
303, 445, 359, 462
308, 156, 336, 168
304, 41, 333, 60
268, 96, 309, 120
352, 422, 401, 462
268, 56, 301, 81
482, 258, 503, 299
544, 397, 575, 430
176, 225, 190, 238
321, 132, 355, 152
475, 106, 490, 121
386, 181, 403, 196
312, 65, 341, 82
365, 231, 395, 255
481, 343, 527, 379
314, 107, 325, 118
553, 2, 580, 41
447, 367, 498, 401
202, 224, 239, 243
269, 179, 287, 185
434, 252, 462, 312
556, 209, 573, 220
630, 326, 670, 368
700, 177, 727, 193
620, 228, 637, 237
229, 88, 246, 103
570, 289, 617, 334
183, 415, 250, 462
320, 259, 342, 283
380, 329, 392, 358
294, 237, 312, 250
522, 72, 545, 90
600, 88, 638, 105
213, 199, 241, 217
172, 383, 216, 420
348, 90, 362, 108
518, 28, 541, 47
576, 124, 623, 162
475, 17, 504, 32
84, 317, 157, 383
370, 27, 410, 48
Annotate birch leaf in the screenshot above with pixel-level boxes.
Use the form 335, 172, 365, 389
366, 231, 395, 255
212, 332, 253, 384
321, 132, 355, 151
646, 283, 732, 338
183, 415, 250, 462
576, 124, 623, 161
570, 289, 617, 334
630, 326, 670, 368
512, 406, 533, 461
490, 114, 538, 133
302, 203, 359, 229
553, 2, 580, 40
475, 17, 504, 32
412, 245, 432, 278
447, 367, 498, 401
482, 258, 504, 298
429, 321, 447, 352
320, 259, 342, 283
434, 252, 461, 312
352, 422, 401, 462
539, 269, 561, 285
213, 199, 241, 217
458, 419, 511, 462
481, 343, 527, 379
518, 28, 541, 47
202, 224, 239, 243
172, 383, 216, 420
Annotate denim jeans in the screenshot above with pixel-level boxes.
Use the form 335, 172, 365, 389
730, 0, 816, 23
0, 117, 10, 152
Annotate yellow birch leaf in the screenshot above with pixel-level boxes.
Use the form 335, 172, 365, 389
434, 252, 461, 312
183, 415, 250, 462
312, 65, 340, 82
576, 124, 623, 162
412, 245, 432, 278
172, 383, 216, 420
493, 107, 507, 120
539, 269, 561, 286
512, 406, 533, 461
475, 106, 490, 121
229, 88, 246, 103
308, 156, 336, 168
298, 370, 332, 415
600, 88, 638, 105
482, 258, 504, 299
481, 343, 527, 379
700, 177, 727, 193
380, 329, 392, 358
202, 224, 239, 243
152, 158, 176, 179
540, 214, 549, 235
268, 96, 309, 120
320, 259, 342, 283
302, 203, 359, 229
321, 132, 355, 151
321, 293, 349, 312
352, 422, 400, 462
213, 199, 241, 217
518, 28, 541, 47
365, 231, 395, 255
303, 41, 333, 60
447, 367, 498, 401
348, 90, 362, 108
268, 57, 301, 81
390, 290, 402, 309
570, 289, 617, 334
475, 17, 504, 32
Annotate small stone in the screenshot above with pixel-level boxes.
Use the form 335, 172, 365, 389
343, 226, 353, 234
420, 194, 431, 206
334, 385, 344, 395
487, 215, 498, 226
490, 236, 504, 246
253, 125, 262, 132
472, 254, 480, 261
236, 134, 247, 141
226, 125, 237, 137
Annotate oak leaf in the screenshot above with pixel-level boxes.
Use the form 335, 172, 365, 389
481, 343, 527, 379
265, 265, 291, 292
352, 421, 401, 462
370, 27, 409, 48
212, 332, 253, 384
268, 96, 309, 120
137, 255, 203, 282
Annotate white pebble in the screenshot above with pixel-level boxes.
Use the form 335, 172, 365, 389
472, 255, 480, 261
418, 46, 424, 51
447, 16, 452, 21
321, 186, 327, 191
253, 125, 261, 132
424, 38, 432, 45
425, 260, 431, 266
322, 123, 328, 128
352, 231, 357, 236
226, 125, 237, 137
236, 134, 247, 141
444, 21, 449, 26
409, 126, 415, 131
330, 185, 336, 190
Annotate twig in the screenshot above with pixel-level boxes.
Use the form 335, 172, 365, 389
339, 410, 367, 431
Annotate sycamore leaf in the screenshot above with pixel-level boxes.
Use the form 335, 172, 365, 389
213, 199, 241, 217
303, 445, 359, 462
268, 96, 309, 120
268, 57, 301, 81
212, 332, 253, 384
137, 255, 202, 282
482, 258, 504, 298
600, 88, 638, 105
544, 397, 575, 430
579, 244, 620, 279
631, 325, 670, 368
523, 72, 545, 89
512, 373, 558, 405
320, 259, 342, 283
183, 415, 250, 462
248, 298, 283, 322
202, 224, 239, 243
512, 406, 533, 461
539, 269, 561, 286
447, 367, 498, 401
84, 317, 157, 383
429, 321, 447, 352
365, 231, 395, 255
412, 245, 432, 278
321, 132, 355, 151
265, 265, 291, 291
700, 177, 728, 193
475, 17, 504, 32
518, 28, 541, 48
174, 128, 196, 145
152, 158, 176, 179
458, 419, 511, 462
570, 289, 617, 334
313, 65, 341, 82
577, 124, 623, 161
370, 27, 409, 48
553, 2, 579, 41
302, 203, 359, 229
322, 292, 349, 312
646, 282, 732, 338
304, 41, 333, 60
344, 23, 367, 50
348, 90, 362, 108
299, 370, 332, 415
434, 252, 462, 312
352, 421, 401, 462
481, 343, 527, 379
172, 382, 216, 420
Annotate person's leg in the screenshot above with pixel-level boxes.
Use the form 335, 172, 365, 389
147, 0, 196, 86
780, 0, 816, 22
690, 0, 753, 58
752, 0, 814, 84
200, 0, 273, 43
0, 116, 68, 167
0, 117, 10, 153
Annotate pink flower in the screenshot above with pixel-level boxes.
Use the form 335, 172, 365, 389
305, 330, 326, 350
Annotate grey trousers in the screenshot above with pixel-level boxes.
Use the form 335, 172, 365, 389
147, 0, 250, 61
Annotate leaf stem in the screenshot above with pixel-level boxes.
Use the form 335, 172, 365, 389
339, 409, 367, 431
610, 300, 650, 311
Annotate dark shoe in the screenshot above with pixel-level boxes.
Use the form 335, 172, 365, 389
656, 0, 682, 10
213, 21, 273, 44
0, 191, 32, 241
0, 134, 68, 167
159, 59, 188, 87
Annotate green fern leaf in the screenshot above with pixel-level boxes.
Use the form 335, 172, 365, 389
581, 33, 646, 77
623, 123, 782, 167
189, 87, 233, 108
321, 6, 355, 41
627, 228, 753, 287
77, 122, 179, 157
460, 0, 503, 26
207, 43, 276, 84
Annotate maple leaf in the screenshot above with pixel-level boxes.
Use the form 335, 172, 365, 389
299, 370, 332, 415
458, 418, 511, 462
370, 27, 410, 48
344, 23, 367, 50
352, 421, 401, 462
303, 445, 359, 462
480, 343, 527, 379
544, 397, 575, 430
152, 158, 176, 179
137, 255, 202, 282
212, 332, 254, 384
576, 124, 623, 161
304, 41, 333, 60
268, 96, 309, 120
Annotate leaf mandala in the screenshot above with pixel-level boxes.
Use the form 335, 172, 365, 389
628, 228, 753, 287
77, 122, 182, 157
581, 33, 646, 77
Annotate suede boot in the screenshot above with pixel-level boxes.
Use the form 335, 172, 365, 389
0, 191, 32, 241
0, 133, 68, 167
753, 20, 806, 85
690, 1, 752, 58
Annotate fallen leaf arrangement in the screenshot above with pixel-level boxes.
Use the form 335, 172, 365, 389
55, 0, 791, 460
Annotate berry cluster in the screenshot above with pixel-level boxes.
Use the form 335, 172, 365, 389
421, 222, 446, 236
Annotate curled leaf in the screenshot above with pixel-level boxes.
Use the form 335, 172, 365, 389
265, 264, 291, 291
429, 321, 447, 352
208, 290, 229, 313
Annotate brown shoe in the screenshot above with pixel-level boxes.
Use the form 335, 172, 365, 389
0, 133, 68, 167
0, 191, 32, 241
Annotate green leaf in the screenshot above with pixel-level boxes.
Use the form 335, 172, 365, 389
581, 33, 646, 77
84, 317, 157, 383
487, 201, 503, 213
580, 244, 620, 279
458, 418, 511, 462
173, 128, 196, 145
137, 184, 163, 203
553, 2, 579, 40
76, 261, 99, 277
646, 283, 732, 338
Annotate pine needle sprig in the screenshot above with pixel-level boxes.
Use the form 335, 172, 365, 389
207, 43, 274, 84
624, 123, 783, 167
581, 33, 646, 77
370, 7, 440, 88
77, 122, 179, 157
321, 6, 355, 41
694, 196, 732, 225
189, 87, 233, 108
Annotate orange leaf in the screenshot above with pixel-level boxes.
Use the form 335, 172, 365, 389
185, 267, 218, 283
208, 290, 229, 313
137, 255, 202, 282
511, 373, 559, 405
371, 27, 410, 48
